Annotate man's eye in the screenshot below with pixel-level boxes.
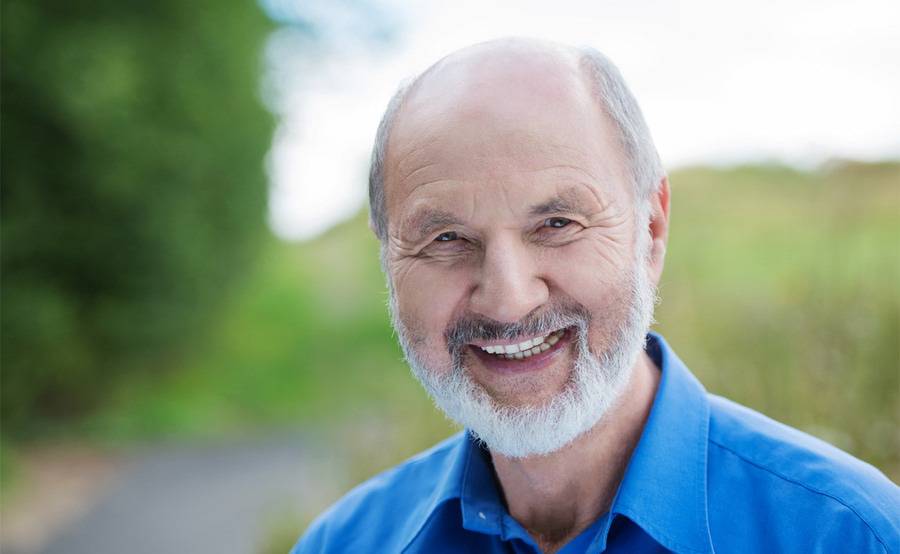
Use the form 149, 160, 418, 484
544, 217, 572, 229
434, 231, 459, 242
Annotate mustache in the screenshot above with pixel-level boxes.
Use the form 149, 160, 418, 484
444, 301, 592, 352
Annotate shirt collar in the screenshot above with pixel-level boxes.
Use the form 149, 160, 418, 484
459, 436, 506, 535
400, 431, 505, 552
604, 332, 714, 554
403, 332, 714, 553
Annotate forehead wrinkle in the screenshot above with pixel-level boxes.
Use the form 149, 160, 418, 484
517, 163, 612, 189
502, 105, 630, 198
386, 130, 444, 201
401, 162, 440, 187
394, 133, 441, 179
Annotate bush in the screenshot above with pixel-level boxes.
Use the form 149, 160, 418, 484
1, 0, 273, 433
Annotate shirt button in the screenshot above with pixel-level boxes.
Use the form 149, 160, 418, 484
478, 512, 486, 520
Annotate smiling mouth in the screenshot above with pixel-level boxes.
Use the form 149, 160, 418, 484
473, 328, 567, 360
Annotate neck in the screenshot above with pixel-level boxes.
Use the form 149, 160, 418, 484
489, 351, 660, 553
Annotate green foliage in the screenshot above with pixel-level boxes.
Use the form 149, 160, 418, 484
1, 0, 274, 432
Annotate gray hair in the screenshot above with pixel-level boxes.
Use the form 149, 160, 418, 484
368, 46, 664, 242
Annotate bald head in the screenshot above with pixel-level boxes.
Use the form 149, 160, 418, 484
400, 39, 588, 125
369, 38, 663, 242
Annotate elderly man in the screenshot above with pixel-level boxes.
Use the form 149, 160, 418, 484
293, 39, 899, 553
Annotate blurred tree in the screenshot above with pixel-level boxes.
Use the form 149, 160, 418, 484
1, 0, 274, 433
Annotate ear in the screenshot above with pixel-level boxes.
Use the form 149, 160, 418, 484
646, 175, 670, 286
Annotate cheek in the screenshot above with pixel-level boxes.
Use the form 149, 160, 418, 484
542, 239, 632, 308
393, 263, 470, 350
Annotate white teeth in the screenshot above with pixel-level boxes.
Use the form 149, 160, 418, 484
478, 329, 566, 358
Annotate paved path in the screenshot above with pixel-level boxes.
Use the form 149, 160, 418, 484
36, 434, 345, 554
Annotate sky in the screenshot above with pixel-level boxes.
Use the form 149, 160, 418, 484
262, 0, 900, 240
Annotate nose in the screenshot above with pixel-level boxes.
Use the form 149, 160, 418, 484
469, 237, 549, 324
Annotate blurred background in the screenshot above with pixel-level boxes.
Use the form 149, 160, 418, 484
1, 0, 898, 552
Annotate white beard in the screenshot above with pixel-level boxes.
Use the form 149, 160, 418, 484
388, 237, 658, 459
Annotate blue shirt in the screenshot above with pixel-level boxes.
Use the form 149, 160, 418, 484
293, 334, 900, 553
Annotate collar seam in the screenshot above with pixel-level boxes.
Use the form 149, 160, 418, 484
694, 392, 713, 553
459, 439, 475, 517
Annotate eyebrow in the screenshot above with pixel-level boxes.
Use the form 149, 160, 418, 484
527, 186, 593, 218
401, 208, 463, 240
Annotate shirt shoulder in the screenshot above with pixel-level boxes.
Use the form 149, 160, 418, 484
706, 394, 900, 553
291, 432, 467, 554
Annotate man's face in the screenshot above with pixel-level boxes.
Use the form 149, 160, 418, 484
382, 48, 659, 456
